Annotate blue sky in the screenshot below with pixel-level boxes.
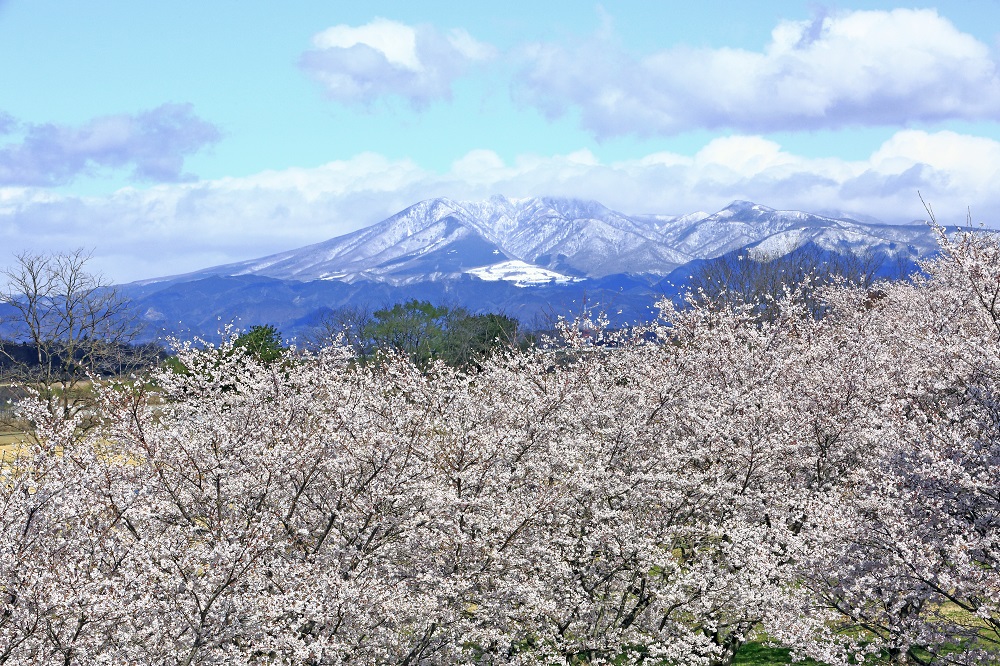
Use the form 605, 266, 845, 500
2, 1, 1000, 281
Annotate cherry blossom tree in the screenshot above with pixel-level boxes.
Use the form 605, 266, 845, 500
2, 223, 999, 665
779, 228, 1000, 665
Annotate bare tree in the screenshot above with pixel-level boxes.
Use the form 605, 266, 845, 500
0, 248, 150, 422
299, 304, 373, 354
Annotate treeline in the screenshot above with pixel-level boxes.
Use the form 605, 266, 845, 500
162, 302, 526, 378
301, 300, 528, 369
0, 339, 164, 373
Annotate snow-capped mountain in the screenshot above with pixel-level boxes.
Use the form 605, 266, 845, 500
168, 196, 695, 285
125, 196, 942, 340
662, 200, 934, 260
150, 196, 936, 289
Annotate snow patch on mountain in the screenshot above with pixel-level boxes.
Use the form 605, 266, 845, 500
749, 230, 810, 258
465, 260, 582, 288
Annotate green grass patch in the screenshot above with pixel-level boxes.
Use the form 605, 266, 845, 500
734, 643, 825, 665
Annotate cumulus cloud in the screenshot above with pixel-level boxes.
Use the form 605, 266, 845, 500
0, 104, 220, 186
300, 18, 496, 107
515, 8, 1000, 136
2, 130, 998, 283
0, 112, 15, 135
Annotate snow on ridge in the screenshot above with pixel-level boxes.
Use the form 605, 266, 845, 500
130, 196, 942, 288
749, 230, 808, 257
465, 260, 583, 288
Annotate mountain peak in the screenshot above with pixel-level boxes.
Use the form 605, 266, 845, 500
720, 200, 773, 214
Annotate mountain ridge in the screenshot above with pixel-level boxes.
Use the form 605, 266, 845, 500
137, 196, 934, 289
124, 196, 940, 340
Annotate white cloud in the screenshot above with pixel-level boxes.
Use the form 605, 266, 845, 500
0, 104, 220, 186
312, 18, 422, 71
871, 130, 1000, 192
3, 130, 999, 283
693, 136, 794, 174
301, 18, 495, 108
515, 8, 1000, 136
450, 149, 509, 184
447, 28, 496, 61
